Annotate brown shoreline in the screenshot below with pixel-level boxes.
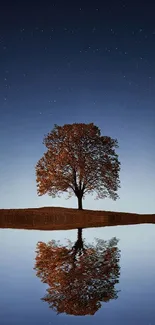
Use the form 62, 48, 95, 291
0, 207, 155, 231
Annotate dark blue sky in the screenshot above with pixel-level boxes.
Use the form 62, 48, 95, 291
0, 0, 155, 212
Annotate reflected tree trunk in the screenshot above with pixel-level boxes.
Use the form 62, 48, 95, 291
72, 228, 85, 260
78, 228, 82, 242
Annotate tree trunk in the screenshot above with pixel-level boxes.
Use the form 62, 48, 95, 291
72, 228, 83, 265
78, 195, 83, 210
78, 228, 82, 241
73, 228, 83, 254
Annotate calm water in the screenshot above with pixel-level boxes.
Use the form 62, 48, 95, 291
0, 224, 155, 324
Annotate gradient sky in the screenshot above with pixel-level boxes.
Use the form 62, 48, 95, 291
0, 1, 155, 213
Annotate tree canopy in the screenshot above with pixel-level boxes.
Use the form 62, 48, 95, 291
36, 123, 121, 209
34, 231, 120, 316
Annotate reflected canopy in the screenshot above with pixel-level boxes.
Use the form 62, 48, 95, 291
34, 228, 121, 316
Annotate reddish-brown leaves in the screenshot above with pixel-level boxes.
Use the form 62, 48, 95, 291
35, 123, 121, 202
34, 235, 120, 316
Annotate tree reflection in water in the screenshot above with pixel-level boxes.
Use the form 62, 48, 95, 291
34, 228, 121, 316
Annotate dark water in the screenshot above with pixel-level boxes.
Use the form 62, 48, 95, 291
0, 224, 155, 324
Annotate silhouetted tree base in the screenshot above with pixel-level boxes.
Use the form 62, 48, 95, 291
78, 196, 83, 210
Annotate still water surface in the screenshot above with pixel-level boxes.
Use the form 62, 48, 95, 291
0, 224, 155, 324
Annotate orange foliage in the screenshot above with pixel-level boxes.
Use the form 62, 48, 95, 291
35, 123, 121, 207
34, 233, 120, 316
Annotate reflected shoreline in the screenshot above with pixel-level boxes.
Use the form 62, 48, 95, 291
0, 207, 155, 230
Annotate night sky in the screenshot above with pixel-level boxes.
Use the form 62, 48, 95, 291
0, 1, 155, 213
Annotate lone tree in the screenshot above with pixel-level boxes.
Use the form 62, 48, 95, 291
36, 123, 120, 209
